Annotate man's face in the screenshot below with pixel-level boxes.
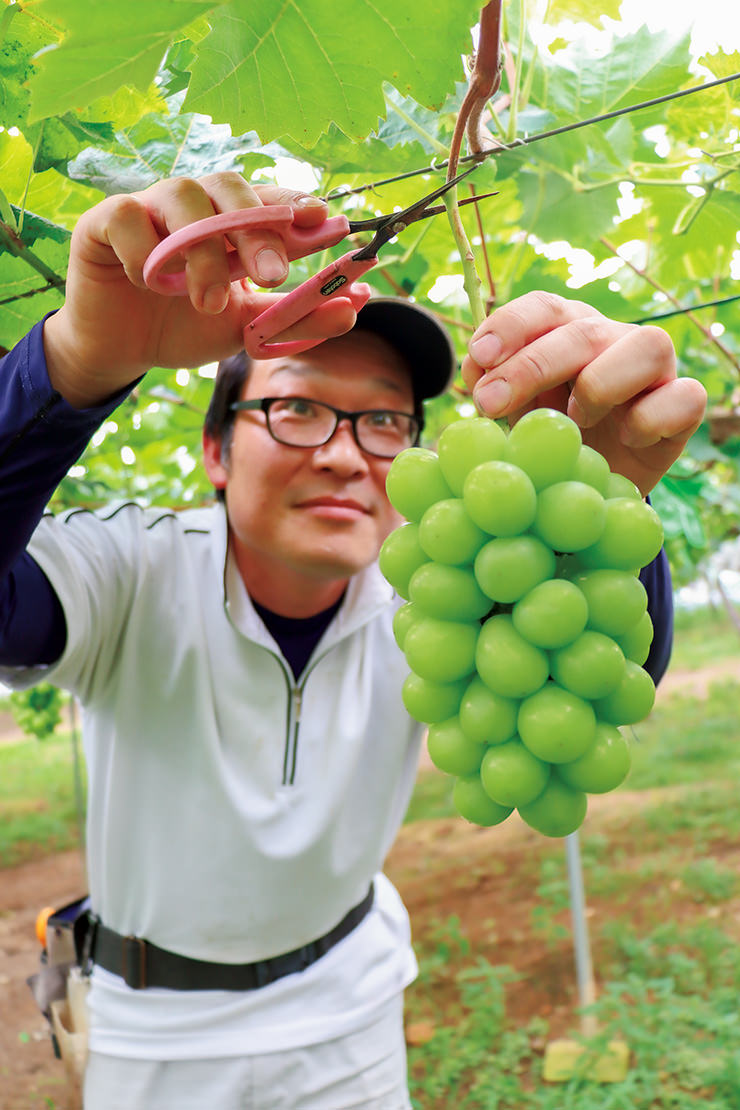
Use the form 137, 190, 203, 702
203, 331, 416, 606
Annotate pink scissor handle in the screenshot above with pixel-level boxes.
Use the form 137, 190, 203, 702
243, 250, 376, 359
142, 205, 352, 295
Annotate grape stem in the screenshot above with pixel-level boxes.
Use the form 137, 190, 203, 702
445, 0, 503, 328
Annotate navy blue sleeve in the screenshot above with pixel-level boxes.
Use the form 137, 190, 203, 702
0, 317, 135, 666
639, 546, 673, 685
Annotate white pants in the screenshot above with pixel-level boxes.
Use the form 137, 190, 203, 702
83, 994, 412, 1110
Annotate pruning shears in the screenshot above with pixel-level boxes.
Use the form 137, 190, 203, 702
143, 163, 492, 359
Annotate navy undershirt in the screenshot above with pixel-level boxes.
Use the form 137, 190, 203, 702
0, 316, 674, 684
252, 596, 344, 680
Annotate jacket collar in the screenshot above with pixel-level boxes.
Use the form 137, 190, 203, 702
211, 501, 394, 646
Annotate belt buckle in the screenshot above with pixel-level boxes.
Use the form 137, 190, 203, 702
121, 935, 147, 990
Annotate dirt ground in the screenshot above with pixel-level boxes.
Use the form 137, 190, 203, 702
1, 659, 739, 1109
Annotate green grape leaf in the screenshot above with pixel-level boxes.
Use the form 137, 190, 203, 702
184, 0, 481, 144
0, 245, 67, 350
279, 85, 465, 175
545, 0, 622, 26
651, 476, 707, 548
698, 50, 740, 80
531, 25, 692, 122
8, 205, 71, 247
616, 188, 740, 286
69, 100, 272, 195
0, 3, 58, 130
30, 114, 116, 173
26, 0, 221, 123
512, 165, 621, 246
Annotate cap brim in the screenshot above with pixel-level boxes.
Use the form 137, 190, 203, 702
354, 298, 457, 404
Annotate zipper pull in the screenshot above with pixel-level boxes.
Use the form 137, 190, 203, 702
293, 687, 303, 724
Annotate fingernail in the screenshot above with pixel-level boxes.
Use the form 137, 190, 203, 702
295, 195, 326, 209
203, 284, 229, 315
567, 393, 586, 427
474, 377, 511, 417
470, 332, 503, 367
255, 248, 288, 284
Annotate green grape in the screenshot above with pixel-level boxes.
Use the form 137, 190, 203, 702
505, 408, 582, 490
616, 611, 654, 666
571, 444, 610, 494
463, 460, 537, 536
392, 601, 422, 650
385, 448, 452, 522
480, 738, 550, 808
593, 660, 656, 725
408, 562, 491, 622
518, 777, 587, 838
533, 481, 606, 552
517, 681, 596, 763
512, 579, 588, 649
578, 498, 663, 570
476, 614, 549, 698
402, 673, 469, 724
459, 676, 518, 745
438, 417, 507, 495
404, 617, 478, 683
378, 524, 428, 599
475, 535, 556, 603
605, 472, 641, 500
453, 776, 514, 827
571, 568, 648, 637
427, 717, 484, 776
418, 498, 488, 565
550, 630, 626, 699
557, 721, 631, 793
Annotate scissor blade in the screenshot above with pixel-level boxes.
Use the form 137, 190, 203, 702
396, 162, 482, 222
421, 190, 499, 219
348, 190, 498, 234
351, 163, 486, 260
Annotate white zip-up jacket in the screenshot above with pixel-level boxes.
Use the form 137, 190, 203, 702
12, 501, 423, 1058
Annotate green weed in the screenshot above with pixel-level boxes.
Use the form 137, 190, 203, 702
0, 732, 85, 866
681, 859, 738, 903
671, 607, 740, 668
408, 918, 740, 1109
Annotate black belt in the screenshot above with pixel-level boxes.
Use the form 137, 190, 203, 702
86, 883, 374, 991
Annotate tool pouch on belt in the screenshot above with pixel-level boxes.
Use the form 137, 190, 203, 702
27, 894, 92, 1083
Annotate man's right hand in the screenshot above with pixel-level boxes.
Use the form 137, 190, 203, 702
43, 173, 358, 408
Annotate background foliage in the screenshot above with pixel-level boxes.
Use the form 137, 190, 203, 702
1, 0, 739, 583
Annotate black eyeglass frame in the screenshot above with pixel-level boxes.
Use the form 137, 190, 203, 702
229, 397, 424, 458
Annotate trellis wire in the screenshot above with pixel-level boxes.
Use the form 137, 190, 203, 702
631, 294, 740, 324
1, 71, 738, 308
323, 71, 740, 200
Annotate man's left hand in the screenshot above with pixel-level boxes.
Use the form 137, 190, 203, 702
461, 291, 707, 495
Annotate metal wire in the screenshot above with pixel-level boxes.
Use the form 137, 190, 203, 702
631, 294, 740, 324
323, 71, 740, 200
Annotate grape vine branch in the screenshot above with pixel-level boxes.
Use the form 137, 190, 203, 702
443, 0, 503, 328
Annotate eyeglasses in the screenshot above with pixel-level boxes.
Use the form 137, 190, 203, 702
230, 397, 422, 458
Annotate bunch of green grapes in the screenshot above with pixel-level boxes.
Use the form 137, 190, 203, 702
380, 409, 662, 838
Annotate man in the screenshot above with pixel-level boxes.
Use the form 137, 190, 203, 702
0, 173, 706, 1108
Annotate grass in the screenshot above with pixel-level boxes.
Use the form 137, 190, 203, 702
0, 728, 86, 867
406, 911, 740, 1108
405, 801, 740, 1109
671, 606, 740, 669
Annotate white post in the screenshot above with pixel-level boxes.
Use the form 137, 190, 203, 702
564, 830, 597, 1037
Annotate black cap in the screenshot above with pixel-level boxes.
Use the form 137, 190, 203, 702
353, 298, 457, 405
